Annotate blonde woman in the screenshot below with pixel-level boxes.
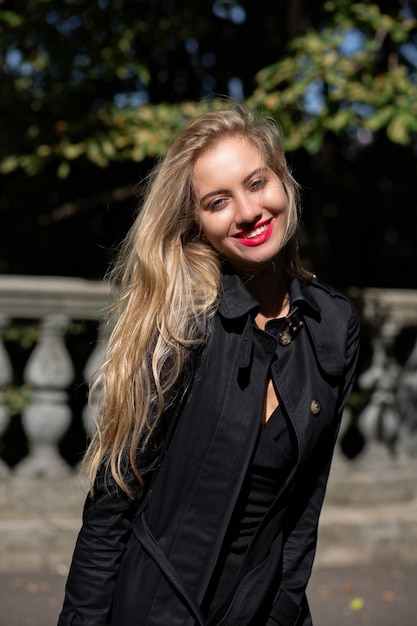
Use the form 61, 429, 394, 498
58, 101, 360, 626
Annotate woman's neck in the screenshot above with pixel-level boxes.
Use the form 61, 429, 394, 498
239, 257, 290, 329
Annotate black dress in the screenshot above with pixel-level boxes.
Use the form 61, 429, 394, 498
203, 402, 297, 623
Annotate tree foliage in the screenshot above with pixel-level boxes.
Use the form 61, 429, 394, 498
1, 0, 416, 287
249, 1, 417, 152
1, 0, 416, 176
0, 0, 225, 177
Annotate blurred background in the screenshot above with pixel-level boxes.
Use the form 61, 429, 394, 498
1, 1, 417, 624
1, 0, 417, 288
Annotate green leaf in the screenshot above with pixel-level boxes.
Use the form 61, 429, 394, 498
0, 155, 19, 174
304, 129, 325, 154
325, 109, 352, 132
57, 161, 71, 179
62, 143, 85, 160
387, 114, 412, 145
0, 10, 23, 27
365, 106, 394, 131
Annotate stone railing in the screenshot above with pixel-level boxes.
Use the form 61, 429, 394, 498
0, 276, 417, 477
0, 275, 110, 477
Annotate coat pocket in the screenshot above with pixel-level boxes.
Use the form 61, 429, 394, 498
131, 514, 206, 625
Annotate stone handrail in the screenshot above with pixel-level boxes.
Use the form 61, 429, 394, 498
1, 276, 416, 329
348, 286, 417, 327
0, 275, 110, 319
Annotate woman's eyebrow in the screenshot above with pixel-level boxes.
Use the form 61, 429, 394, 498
199, 187, 228, 205
242, 167, 268, 186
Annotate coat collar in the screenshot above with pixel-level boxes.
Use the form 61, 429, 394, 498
218, 268, 319, 322
218, 268, 345, 377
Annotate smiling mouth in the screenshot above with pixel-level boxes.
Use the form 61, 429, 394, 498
242, 224, 268, 239
236, 220, 271, 239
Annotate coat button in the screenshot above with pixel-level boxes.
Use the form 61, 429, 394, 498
310, 400, 321, 415
279, 331, 292, 346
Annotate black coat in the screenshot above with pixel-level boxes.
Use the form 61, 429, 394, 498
58, 273, 360, 626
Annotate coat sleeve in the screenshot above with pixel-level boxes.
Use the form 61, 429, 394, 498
57, 468, 140, 626
57, 355, 200, 626
267, 303, 360, 626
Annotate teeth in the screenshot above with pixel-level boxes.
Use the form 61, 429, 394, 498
242, 223, 268, 239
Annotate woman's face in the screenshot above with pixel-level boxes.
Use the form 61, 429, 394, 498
193, 135, 289, 273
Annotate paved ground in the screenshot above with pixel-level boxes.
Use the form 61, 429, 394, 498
1, 448, 416, 625
1, 560, 416, 625
309, 561, 417, 625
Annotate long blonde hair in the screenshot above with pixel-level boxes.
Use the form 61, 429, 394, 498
84, 101, 311, 497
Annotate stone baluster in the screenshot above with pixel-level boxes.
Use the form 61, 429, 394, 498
81, 320, 110, 438
358, 320, 401, 448
17, 313, 74, 476
327, 320, 417, 507
0, 314, 13, 476
397, 331, 417, 457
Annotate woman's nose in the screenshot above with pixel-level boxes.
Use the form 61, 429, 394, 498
235, 194, 261, 228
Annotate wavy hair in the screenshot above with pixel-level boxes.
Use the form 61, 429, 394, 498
84, 100, 312, 497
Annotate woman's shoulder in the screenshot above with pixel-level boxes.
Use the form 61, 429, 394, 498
296, 277, 360, 375
301, 277, 359, 321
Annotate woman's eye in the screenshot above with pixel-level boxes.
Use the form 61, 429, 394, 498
207, 197, 225, 211
250, 177, 267, 191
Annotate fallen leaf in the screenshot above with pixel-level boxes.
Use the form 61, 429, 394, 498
350, 597, 365, 611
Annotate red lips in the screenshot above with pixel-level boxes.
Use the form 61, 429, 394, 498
234, 219, 273, 247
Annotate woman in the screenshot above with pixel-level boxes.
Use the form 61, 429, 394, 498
58, 101, 360, 626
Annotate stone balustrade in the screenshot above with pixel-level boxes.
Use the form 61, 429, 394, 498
0, 275, 110, 476
0, 275, 417, 477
